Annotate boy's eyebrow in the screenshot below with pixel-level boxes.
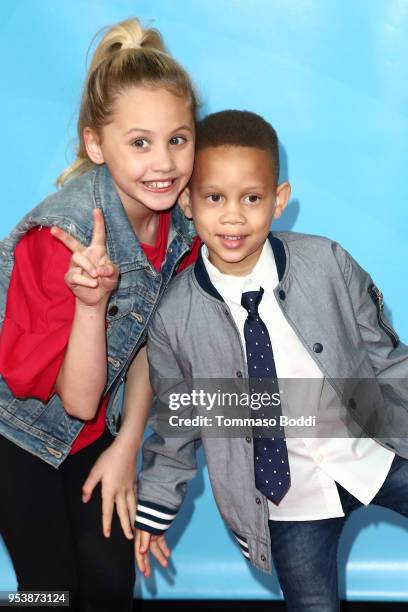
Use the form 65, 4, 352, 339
197, 184, 267, 191
244, 185, 267, 190
124, 125, 193, 136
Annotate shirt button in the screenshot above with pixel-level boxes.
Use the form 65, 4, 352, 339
245, 436, 252, 443
348, 398, 357, 409
260, 554, 266, 562
236, 371, 243, 378
255, 497, 261, 505
278, 290, 286, 300
108, 304, 118, 316
313, 342, 323, 353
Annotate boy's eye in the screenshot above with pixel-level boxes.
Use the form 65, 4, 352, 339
207, 194, 223, 203
169, 136, 186, 146
244, 194, 260, 204
132, 138, 149, 148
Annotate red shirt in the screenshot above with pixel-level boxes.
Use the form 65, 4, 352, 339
0, 212, 200, 453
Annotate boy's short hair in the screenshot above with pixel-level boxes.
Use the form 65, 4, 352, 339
196, 110, 280, 183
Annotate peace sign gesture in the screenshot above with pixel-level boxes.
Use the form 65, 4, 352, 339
50, 208, 119, 307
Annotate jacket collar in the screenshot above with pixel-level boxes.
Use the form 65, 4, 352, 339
194, 233, 287, 301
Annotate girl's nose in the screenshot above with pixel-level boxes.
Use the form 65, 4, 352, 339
151, 145, 176, 173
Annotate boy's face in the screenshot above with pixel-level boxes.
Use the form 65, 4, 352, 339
181, 146, 290, 276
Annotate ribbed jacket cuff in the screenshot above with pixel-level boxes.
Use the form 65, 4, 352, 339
232, 530, 250, 560
134, 500, 178, 535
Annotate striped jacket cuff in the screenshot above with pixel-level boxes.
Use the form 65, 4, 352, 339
134, 500, 178, 535
232, 530, 250, 560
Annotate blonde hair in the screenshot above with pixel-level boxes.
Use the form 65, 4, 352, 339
57, 18, 198, 186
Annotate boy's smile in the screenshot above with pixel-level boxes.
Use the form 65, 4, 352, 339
181, 146, 291, 276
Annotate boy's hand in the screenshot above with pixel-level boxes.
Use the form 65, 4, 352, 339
50, 208, 119, 307
135, 529, 171, 577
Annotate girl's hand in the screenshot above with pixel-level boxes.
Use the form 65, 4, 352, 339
50, 208, 119, 307
135, 529, 171, 577
82, 439, 137, 540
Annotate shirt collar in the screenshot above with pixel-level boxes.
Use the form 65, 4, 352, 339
201, 239, 279, 306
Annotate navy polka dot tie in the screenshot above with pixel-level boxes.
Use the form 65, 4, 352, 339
241, 288, 291, 504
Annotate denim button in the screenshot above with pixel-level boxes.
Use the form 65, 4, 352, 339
255, 497, 261, 505
236, 370, 243, 378
131, 311, 143, 323
224, 309, 230, 316
278, 290, 286, 300
108, 356, 121, 369
245, 436, 252, 443
348, 398, 357, 409
108, 304, 118, 316
46, 447, 62, 459
260, 554, 266, 562
313, 342, 323, 353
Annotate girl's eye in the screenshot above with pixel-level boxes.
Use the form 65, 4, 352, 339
132, 138, 149, 149
207, 194, 223, 203
169, 136, 186, 146
244, 194, 260, 204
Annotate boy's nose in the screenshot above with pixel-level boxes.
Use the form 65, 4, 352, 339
220, 201, 246, 224
151, 145, 176, 173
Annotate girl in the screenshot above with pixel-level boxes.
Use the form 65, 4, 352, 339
0, 18, 200, 612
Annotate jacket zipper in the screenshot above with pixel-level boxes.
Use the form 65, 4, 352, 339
367, 283, 399, 348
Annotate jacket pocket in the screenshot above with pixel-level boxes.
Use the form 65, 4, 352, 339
368, 283, 399, 348
232, 530, 250, 560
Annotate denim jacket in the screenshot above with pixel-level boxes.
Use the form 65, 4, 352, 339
0, 164, 195, 467
135, 233, 408, 573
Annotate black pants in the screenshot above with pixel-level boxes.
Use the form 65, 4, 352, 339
0, 430, 135, 611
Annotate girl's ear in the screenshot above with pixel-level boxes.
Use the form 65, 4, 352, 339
179, 187, 193, 219
83, 127, 105, 165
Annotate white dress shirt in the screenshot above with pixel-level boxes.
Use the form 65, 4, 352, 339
201, 240, 394, 520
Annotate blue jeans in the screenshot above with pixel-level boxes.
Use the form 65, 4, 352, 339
268, 454, 408, 612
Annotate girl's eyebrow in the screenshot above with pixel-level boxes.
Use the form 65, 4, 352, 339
124, 125, 193, 136
172, 125, 194, 133
125, 128, 152, 135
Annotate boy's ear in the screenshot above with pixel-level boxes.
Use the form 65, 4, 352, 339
83, 127, 105, 165
273, 181, 291, 219
179, 187, 193, 219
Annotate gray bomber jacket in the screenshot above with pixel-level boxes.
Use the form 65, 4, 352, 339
135, 232, 408, 574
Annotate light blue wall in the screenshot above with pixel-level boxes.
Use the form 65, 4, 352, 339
1, 0, 407, 602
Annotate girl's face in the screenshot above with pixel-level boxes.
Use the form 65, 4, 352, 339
85, 85, 195, 219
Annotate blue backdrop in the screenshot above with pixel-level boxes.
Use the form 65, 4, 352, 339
1, 0, 407, 602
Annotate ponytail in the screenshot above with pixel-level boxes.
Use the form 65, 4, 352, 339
57, 18, 197, 187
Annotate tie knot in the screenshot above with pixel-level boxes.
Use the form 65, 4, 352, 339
241, 288, 264, 314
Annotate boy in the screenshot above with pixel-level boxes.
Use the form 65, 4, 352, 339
134, 110, 408, 610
